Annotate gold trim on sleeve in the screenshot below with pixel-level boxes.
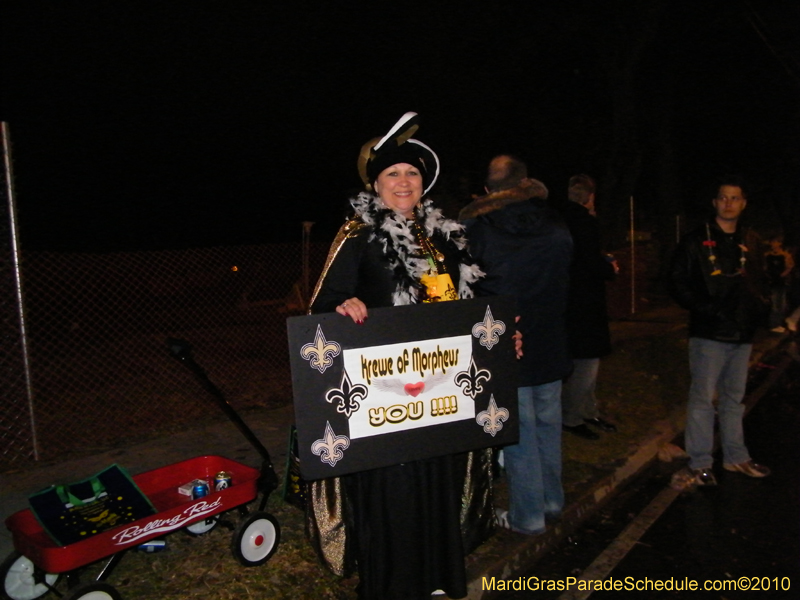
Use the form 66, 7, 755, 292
307, 220, 368, 314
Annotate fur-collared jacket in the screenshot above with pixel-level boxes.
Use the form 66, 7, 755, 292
460, 179, 573, 386
309, 193, 483, 313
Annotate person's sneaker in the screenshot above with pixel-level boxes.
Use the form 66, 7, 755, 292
494, 508, 545, 535
691, 467, 718, 486
495, 508, 512, 530
562, 423, 600, 440
584, 417, 617, 432
723, 460, 771, 478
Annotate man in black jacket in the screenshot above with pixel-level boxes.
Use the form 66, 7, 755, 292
460, 155, 572, 534
669, 176, 770, 486
558, 174, 618, 441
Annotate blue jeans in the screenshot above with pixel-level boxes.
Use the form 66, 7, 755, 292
503, 381, 564, 534
561, 358, 601, 427
686, 338, 752, 469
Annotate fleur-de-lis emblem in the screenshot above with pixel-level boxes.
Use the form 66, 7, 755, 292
300, 325, 341, 374
476, 395, 509, 437
325, 370, 369, 417
472, 305, 506, 350
311, 421, 350, 467
454, 356, 492, 399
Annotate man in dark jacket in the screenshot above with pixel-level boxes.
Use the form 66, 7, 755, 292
669, 176, 770, 486
557, 174, 618, 441
460, 155, 572, 534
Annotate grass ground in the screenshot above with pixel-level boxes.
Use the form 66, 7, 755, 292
52, 319, 691, 599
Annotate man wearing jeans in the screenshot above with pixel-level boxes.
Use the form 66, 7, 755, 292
460, 155, 572, 533
669, 176, 771, 486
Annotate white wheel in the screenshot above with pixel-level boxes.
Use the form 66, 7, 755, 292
63, 582, 121, 600
1, 553, 58, 600
231, 512, 280, 566
185, 515, 220, 535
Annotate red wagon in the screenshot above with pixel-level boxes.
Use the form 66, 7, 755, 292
2, 339, 282, 600
3, 456, 278, 600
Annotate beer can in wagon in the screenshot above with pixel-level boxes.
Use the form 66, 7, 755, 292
192, 480, 210, 499
214, 471, 233, 491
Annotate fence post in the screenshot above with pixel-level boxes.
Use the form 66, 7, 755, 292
302, 221, 315, 308
630, 195, 636, 315
2, 121, 39, 460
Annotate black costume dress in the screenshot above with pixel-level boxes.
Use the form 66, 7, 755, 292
306, 193, 489, 600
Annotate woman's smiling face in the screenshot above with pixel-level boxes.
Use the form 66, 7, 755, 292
373, 162, 423, 219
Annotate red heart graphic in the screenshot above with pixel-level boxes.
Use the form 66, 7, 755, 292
404, 382, 425, 397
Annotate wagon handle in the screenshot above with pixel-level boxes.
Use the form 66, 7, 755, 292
166, 338, 279, 499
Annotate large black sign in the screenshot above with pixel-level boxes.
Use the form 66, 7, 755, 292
287, 296, 519, 480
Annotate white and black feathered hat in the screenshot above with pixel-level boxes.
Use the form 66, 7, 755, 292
357, 112, 440, 196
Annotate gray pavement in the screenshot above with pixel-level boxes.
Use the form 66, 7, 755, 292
463, 309, 788, 599
0, 302, 788, 599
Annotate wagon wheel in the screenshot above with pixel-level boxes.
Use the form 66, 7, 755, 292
185, 515, 220, 536
62, 582, 122, 600
1, 552, 59, 600
231, 512, 280, 566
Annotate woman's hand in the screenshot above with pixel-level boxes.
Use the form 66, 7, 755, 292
336, 297, 368, 324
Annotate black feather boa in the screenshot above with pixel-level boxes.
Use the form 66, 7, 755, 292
349, 192, 483, 305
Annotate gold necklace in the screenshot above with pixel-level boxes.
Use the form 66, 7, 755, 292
705, 222, 746, 277
412, 222, 446, 272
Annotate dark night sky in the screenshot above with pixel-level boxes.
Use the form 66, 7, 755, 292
2, 1, 798, 251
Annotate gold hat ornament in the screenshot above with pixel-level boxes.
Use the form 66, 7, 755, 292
357, 112, 440, 195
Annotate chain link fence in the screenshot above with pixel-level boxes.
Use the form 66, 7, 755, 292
1, 183, 35, 467
0, 235, 665, 472
0, 237, 327, 471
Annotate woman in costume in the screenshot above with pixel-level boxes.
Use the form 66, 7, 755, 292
306, 113, 489, 600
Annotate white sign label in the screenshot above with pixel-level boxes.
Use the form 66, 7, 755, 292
341, 334, 474, 439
